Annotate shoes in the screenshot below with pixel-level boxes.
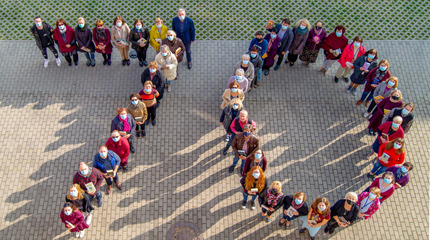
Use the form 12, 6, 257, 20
222, 147, 228, 155
284, 60, 289, 64
141, 130, 146, 137
334, 76, 339, 83
260, 213, 265, 219
123, 166, 128, 172
86, 59, 91, 66
356, 100, 364, 105
274, 65, 280, 71
289, 62, 294, 67
68, 61, 72, 66
329, 227, 335, 234
299, 228, 307, 233
365, 101, 371, 107
122, 60, 126, 66
55, 57, 61, 67
344, 77, 349, 83
145, 120, 149, 125
139, 61, 144, 67
302, 61, 307, 66
264, 70, 269, 76
167, 84, 171, 93
278, 219, 285, 226
324, 226, 329, 233
106, 185, 112, 195
75, 232, 80, 238
44, 59, 49, 68
143, 61, 148, 66
136, 131, 141, 138
187, 62, 192, 69
228, 165, 235, 173
74, 61, 78, 67
251, 201, 256, 210
103, 60, 107, 65
115, 181, 122, 190
366, 172, 374, 178
367, 151, 376, 158
345, 86, 351, 93
91, 59, 95, 67
79, 230, 85, 238
225, 135, 231, 142
266, 217, 272, 222
310, 237, 315, 240
285, 221, 291, 229
152, 120, 156, 126
324, 70, 329, 76
254, 82, 260, 88
318, 67, 325, 72
126, 59, 131, 66
367, 129, 373, 135
351, 88, 358, 96
85, 213, 92, 225
363, 112, 370, 118
241, 200, 247, 209
131, 147, 135, 153
107, 60, 112, 66
97, 199, 103, 207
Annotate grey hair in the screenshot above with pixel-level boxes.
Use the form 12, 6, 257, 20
345, 192, 358, 202
166, 30, 176, 37
242, 54, 250, 60
159, 44, 169, 52
393, 116, 403, 124
235, 68, 245, 75
178, 8, 186, 13
239, 110, 248, 116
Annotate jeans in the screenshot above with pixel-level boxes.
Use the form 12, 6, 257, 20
276, 53, 285, 66
372, 138, 380, 154
40, 44, 59, 59
84, 52, 95, 60
136, 123, 146, 136
360, 90, 374, 101
184, 42, 192, 62
105, 175, 119, 185
371, 160, 388, 175
282, 212, 299, 222
87, 189, 102, 202
251, 69, 262, 87
225, 132, 236, 151
242, 192, 257, 202
232, 155, 245, 168
300, 216, 322, 237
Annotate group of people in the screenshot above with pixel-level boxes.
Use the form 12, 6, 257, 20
219, 18, 416, 240
47, 9, 197, 238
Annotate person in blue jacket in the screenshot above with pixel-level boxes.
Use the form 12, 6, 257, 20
172, 8, 195, 70
270, 18, 294, 71
93, 145, 122, 195
248, 31, 268, 57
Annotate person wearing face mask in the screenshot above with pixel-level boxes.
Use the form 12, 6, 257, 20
162, 30, 186, 65
129, 19, 150, 67
106, 130, 130, 172
364, 77, 399, 118
367, 90, 403, 134
240, 166, 267, 210
227, 69, 249, 93
382, 102, 415, 134
300, 21, 327, 67
127, 93, 148, 139
364, 171, 396, 203
334, 36, 365, 83
111, 16, 131, 66
260, 181, 284, 222
248, 31, 269, 57
368, 117, 404, 158
150, 18, 168, 52
53, 19, 78, 67
262, 29, 281, 76
286, 19, 311, 67
172, 8, 195, 69
60, 203, 89, 238
230, 124, 259, 173
356, 187, 381, 220
269, 18, 294, 71
93, 145, 122, 195
93, 19, 113, 66
346, 49, 378, 95
368, 138, 405, 178
220, 98, 244, 142
299, 197, 331, 240
242, 149, 267, 176
75, 17, 96, 67
65, 184, 94, 225
141, 61, 165, 103
221, 82, 245, 110
155, 45, 178, 93
233, 54, 255, 83
386, 162, 413, 189
139, 81, 160, 126
111, 107, 136, 153
30, 16, 62, 68
249, 46, 263, 88
357, 59, 392, 107
320, 25, 348, 76
323, 192, 359, 235
73, 162, 104, 207
223, 110, 256, 155
279, 192, 309, 229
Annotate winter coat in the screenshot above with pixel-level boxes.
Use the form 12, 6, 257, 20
350, 55, 378, 85
288, 28, 309, 55
30, 22, 55, 49
322, 32, 348, 60
220, 88, 245, 110
272, 23, 294, 54
263, 33, 281, 66
75, 25, 96, 53
92, 27, 113, 54
149, 24, 168, 51
155, 51, 178, 81
129, 26, 150, 52
338, 43, 365, 68
172, 16, 196, 44
111, 113, 136, 139
53, 25, 77, 53
162, 37, 186, 62
60, 209, 89, 232
233, 61, 255, 82
111, 24, 130, 48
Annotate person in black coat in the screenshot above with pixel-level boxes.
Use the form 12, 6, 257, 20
65, 184, 94, 225
129, 19, 150, 67
260, 181, 284, 222
324, 192, 359, 235
30, 16, 61, 68
111, 107, 137, 153
267, 18, 294, 71
141, 61, 166, 103
279, 192, 309, 229
75, 17, 96, 67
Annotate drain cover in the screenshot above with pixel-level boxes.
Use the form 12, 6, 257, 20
166, 221, 203, 240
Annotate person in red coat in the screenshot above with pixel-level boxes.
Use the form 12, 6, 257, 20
368, 138, 405, 177
106, 130, 130, 171
93, 19, 113, 66
356, 59, 392, 106
369, 117, 404, 158
367, 90, 403, 134
364, 172, 396, 203
334, 36, 365, 83
52, 19, 78, 67
319, 25, 348, 76
60, 203, 89, 238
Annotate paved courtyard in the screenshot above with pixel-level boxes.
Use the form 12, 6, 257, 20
0, 40, 429, 240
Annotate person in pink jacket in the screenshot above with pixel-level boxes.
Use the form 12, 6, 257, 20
357, 187, 381, 220
60, 203, 89, 238
334, 36, 365, 83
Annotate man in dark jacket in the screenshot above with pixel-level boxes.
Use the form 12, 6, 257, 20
230, 124, 260, 173
271, 18, 294, 70
172, 8, 195, 69
30, 16, 61, 68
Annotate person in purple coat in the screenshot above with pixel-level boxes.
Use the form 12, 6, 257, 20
367, 90, 403, 133
299, 21, 327, 67
386, 162, 413, 189
262, 29, 281, 76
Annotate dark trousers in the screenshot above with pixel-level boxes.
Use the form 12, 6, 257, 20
40, 44, 59, 59
87, 189, 102, 202
102, 53, 112, 61
147, 105, 157, 121
276, 53, 285, 65
366, 100, 378, 113
262, 207, 275, 216
105, 175, 119, 185
325, 218, 340, 232
287, 53, 299, 63
225, 132, 236, 151
63, 49, 78, 63
184, 42, 192, 62
136, 46, 149, 62
136, 123, 146, 136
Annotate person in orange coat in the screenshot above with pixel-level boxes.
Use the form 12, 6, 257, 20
106, 130, 130, 172
334, 36, 365, 83
368, 138, 405, 178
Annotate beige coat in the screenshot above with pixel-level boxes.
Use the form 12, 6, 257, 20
111, 24, 130, 48
220, 89, 245, 110
155, 51, 178, 81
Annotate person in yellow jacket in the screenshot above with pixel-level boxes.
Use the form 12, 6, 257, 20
150, 18, 168, 52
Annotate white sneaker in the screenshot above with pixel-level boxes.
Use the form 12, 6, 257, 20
85, 213, 92, 225
56, 57, 61, 67
43, 59, 49, 68
225, 135, 231, 142
79, 230, 85, 238
75, 232, 80, 238
363, 112, 370, 118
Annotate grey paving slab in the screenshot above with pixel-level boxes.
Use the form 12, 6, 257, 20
0, 40, 429, 240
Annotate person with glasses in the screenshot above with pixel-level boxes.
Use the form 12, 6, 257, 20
106, 130, 130, 172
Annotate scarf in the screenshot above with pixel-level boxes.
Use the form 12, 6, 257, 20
96, 27, 107, 41
296, 27, 309, 35
266, 189, 283, 207
291, 197, 305, 209
59, 28, 67, 34
314, 27, 323, 35
119, 115, 131, 132
374, 68, 385, 80
78, 24, 87, 32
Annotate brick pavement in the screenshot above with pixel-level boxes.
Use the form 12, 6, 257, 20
0, 40, 429, 239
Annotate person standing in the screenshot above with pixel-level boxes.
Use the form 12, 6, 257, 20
346, 49, 378, 96
155, 45, 178, 93
93, 19, 113, 66
262, 29, 281, 76
222, 110, 256, 155
286, 19, 311, 66
53, 19, 78, 67
320, 25, 348, 76
65, 184, 94, 225
367, 138, 405, 178
386, 162, 414, 189
227, 69, 249, 93
381, 103, 415, 134
162, 30, 186, 79
299, 197, 331, 240
233, 54, 254, 83
260, 181, 284, 222
299, 21, 327, 67
230, 124, 260, 173
240, 166, 267, 210
127, 93, 148, 139
323, 192, 359, 235
111, 107, 136, 153
172, 8, 195, 69
129, 19, 150, 67
248, 31, 269, 57
271, 18, 294, 71
249, 47, 263, 88
242, 149, 267, 176
334, 36, 365, 83
73, 162, 104, 207
356, 187, 381, 220
139, 81, 160, 126
149, 18, 168, 52
111, 16, 131, 66
106, 130, 130, 172
60, 203, 89, 238
30, 16, 61, 68
279, 192, 309, 229
141, 61, 166, 104
93, 145, 122, 195
220, 98, 244, 142
75, 17, 96, 67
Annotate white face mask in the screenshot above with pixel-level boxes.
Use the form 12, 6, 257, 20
64, 210, 72, 216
